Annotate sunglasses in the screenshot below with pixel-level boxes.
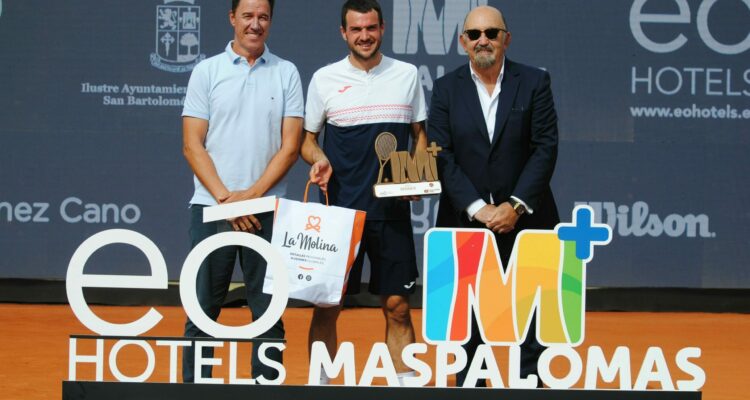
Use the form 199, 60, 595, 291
463, 28, 507, 41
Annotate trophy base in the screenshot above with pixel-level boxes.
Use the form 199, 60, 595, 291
373, 181, 442, 198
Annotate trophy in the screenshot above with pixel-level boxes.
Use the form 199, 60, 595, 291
372, 132, 443, 198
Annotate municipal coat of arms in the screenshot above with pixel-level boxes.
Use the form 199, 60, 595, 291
150, 0, 206, 73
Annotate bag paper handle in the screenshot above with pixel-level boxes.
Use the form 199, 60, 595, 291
303, 180, 330, 205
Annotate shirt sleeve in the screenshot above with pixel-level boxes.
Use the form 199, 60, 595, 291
466, 199, 488, 220
304, 73, 326, 133
283, 64, 305, 118
182, 62, 209, 120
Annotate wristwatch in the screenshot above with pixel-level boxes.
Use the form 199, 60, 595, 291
509, 198, 527, 216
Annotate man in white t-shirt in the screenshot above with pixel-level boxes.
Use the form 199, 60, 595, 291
300, 0, 427, 386
181, 0, 303, 383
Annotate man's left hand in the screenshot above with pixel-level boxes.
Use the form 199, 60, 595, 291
485, 202, 519, 234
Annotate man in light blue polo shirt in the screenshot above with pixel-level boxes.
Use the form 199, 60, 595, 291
181, 0, 303, 383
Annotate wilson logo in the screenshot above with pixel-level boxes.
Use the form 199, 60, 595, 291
575, 201, 715, 238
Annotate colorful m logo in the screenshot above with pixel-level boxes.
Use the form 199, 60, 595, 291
422, 206, 611, 347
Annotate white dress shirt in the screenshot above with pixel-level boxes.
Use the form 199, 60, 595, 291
470, 60, 503, 142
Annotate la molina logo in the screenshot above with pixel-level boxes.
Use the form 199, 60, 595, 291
305, 215, 322, 232
151, 0, 206, 73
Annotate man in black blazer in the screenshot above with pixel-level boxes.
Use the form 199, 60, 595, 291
428, 5, 560, 387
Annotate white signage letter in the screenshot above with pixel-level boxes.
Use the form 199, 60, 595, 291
697, 0, 750, 54
108, 340, 155, 382
179, 231, 288, 339
256, 343, 286, 385
434, 343, 467, 387
676, 347, 705, 390
309, 341, 357, 385
585, 346, 632, 390
66, 229, 167, 336
68, 338, 104, 381
538, 345, 583, 389
630, 0, 690, 53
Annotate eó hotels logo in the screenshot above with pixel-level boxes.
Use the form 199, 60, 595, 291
150, 0, 206, 73
423, 206, 612, 347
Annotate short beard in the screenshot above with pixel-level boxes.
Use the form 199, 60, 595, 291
474, 53, 495, 69
350, 41, 382, 63
473, 45, 496, 69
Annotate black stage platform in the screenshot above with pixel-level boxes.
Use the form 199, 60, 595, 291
62, 381, 701, 400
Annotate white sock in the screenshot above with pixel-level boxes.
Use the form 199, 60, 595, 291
397, 370, 417, 387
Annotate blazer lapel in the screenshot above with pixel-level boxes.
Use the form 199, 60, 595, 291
491, 60, 520, 148
457, 65, 491, 145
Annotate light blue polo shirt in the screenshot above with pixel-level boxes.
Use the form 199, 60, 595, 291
183, 42, 304, 206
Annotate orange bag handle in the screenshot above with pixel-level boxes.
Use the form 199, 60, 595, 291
303, 180, 329, 205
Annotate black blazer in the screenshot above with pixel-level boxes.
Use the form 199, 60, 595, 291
428, 59, 560, 247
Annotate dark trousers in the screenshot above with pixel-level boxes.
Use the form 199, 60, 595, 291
182, 206, 284, 383
455, 314, 545, 387
455, 230, 545, 388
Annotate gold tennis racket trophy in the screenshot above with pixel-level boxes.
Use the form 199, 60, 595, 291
372, 132, 443, 198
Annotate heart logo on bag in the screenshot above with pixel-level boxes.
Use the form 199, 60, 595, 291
305, 215, 322, 232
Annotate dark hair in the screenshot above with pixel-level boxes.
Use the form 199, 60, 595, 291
341, 0, 383, 28
232, 0, 275, 17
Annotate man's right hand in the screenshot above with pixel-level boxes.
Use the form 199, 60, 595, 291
228, 215, 262, 233
309, 159, 333, 192
473, 204, 497, 224
218, 191, 263, 233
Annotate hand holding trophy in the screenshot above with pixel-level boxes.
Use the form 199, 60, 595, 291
372, 132, 442, 198
375, 132, 397, 185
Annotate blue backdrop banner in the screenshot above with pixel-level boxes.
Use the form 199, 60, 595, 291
1, 0, 748, 288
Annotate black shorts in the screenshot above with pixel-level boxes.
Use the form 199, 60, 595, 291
345, 219, 419, 296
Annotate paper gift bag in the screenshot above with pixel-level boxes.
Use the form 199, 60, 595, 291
264, 182, 366, 306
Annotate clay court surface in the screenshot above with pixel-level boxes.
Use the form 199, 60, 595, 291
1, 304, 748, 399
